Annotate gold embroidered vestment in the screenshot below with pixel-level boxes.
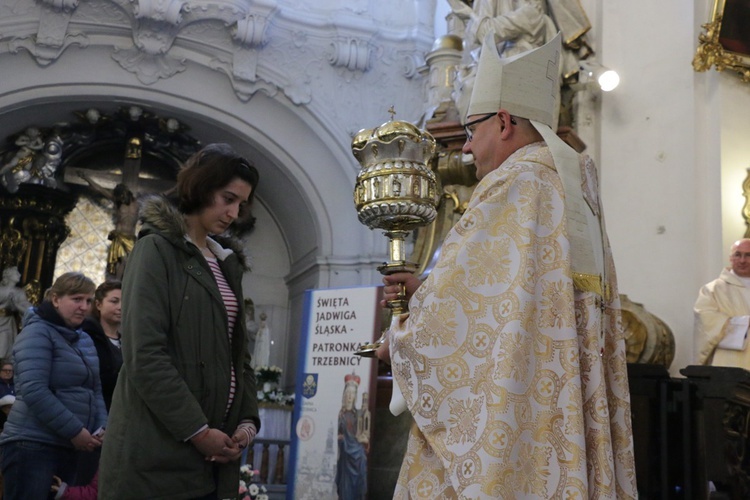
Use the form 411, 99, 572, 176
389, 142, 637, 499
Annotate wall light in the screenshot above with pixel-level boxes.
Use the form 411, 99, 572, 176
579, 61, 620, 92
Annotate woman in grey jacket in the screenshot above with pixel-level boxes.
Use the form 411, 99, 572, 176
0, 272, 107, 499
99, 144, 261, 499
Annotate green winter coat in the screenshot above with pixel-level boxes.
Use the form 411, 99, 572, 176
99, 196, 260, 499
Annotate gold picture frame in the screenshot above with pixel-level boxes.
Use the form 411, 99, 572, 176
694, 0, 750, 83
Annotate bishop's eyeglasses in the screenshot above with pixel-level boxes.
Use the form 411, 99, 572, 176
463, 113, 516, 141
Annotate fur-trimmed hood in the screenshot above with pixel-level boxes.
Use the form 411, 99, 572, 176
137, 194, 250, 270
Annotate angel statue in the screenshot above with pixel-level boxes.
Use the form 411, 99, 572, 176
0, 267, 31, 360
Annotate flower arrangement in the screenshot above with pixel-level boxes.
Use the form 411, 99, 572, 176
257, 387, 295, 407
254, 365, 282, 384
239, 464, 268, 500
254, 365, 293, 407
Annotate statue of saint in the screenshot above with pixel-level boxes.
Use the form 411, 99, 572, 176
0, 267, 31, 360
251, 312, 271, 369
244, 298, 260, 358
447, 0, 593, 121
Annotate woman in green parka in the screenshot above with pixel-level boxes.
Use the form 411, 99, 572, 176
99, 144, 261, 499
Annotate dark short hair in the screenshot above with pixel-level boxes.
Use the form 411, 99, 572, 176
46, 272, 95, 300
93, 280, 122, 319
175, 143, 259, 215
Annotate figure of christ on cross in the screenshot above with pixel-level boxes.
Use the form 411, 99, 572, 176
78, 171, 139, 280
72, 137, 155, 280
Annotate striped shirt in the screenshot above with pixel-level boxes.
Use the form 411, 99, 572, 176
205, 256, 238, 419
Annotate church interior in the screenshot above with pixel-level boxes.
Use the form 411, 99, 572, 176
2, 0, 750, 498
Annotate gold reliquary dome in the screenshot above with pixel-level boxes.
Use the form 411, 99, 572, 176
351, 119, 439, 232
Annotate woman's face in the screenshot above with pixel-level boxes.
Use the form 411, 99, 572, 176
0, 364, 13, 382
196, 178, 253, 235
52, 292, 93, 329
96, 289, 122, 326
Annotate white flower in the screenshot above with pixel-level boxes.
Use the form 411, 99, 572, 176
248, 483, 260, 496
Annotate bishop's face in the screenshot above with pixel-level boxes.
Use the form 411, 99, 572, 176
461, 112, 513, 180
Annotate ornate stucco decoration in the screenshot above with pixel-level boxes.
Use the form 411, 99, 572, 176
233, 3, 275, 47
326, 11, 376, 74
328, 37, 372, 72
111, 0, 189, 84
1, 1, 432, 135
134, 0, 185, 25
329, 10, 429, 82
40, 0, 80, 11
210, 0, 280, 102
0, 106, 200, 195
9, 0, 88, 66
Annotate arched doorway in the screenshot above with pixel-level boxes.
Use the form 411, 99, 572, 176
0, 81, 378, 385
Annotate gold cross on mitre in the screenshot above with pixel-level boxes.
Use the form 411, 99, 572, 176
388, 106, 396, 121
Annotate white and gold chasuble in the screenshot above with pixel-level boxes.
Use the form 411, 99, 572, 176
389, 143, 637, 499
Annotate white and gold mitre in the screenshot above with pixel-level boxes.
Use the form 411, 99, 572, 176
468, 31, 607, 297
467, 32, 562, 128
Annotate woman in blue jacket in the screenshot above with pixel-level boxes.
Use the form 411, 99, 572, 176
0, 272, 107, 499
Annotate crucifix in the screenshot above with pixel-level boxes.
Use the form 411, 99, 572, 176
63, 136, 172, 279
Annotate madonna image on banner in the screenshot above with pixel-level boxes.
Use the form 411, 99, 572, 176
335, 372, 370, 499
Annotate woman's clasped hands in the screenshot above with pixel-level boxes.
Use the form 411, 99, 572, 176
191, 427, 246, 463
71, 427, 103, 452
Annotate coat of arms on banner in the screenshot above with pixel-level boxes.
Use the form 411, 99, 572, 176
302, 373, 318, 399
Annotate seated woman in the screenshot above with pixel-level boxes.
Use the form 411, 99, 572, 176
0, 272, 108, 499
